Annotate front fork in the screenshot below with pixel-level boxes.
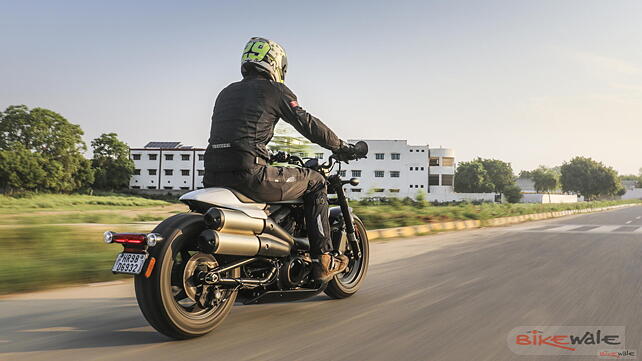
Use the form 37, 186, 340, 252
328, 175, 362, 259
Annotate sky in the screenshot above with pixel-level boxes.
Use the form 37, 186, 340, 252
1, 0, 641, 174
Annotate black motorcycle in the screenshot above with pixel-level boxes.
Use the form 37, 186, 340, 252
103, 141, 369, 339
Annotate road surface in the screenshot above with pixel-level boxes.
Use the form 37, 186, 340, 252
2, 206, 642, 361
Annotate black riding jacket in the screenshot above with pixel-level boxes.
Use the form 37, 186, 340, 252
206, 74, 342, 171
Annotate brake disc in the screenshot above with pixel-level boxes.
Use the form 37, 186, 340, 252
183, 253, 218, 301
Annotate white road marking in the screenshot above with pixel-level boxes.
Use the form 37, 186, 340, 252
587, 226, 623, 233
0, 340, 9, 343
637, 216, 641, 220
626, 220, 633, 224
19, 327, 85, 332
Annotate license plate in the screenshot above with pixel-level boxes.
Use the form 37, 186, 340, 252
112, 252, 148, 275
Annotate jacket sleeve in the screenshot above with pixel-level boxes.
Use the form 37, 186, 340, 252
275, 83, 342, 152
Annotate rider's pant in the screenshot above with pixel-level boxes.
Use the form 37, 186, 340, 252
203, 166, 332, 257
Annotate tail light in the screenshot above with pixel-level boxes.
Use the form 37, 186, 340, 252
103, 231, 162, 247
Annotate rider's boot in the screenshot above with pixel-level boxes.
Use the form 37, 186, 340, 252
313, 252, 349, 281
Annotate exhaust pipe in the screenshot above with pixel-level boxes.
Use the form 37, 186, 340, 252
204, 207, 293, 243
197, 229, 291, 257
199, 207, 293, 257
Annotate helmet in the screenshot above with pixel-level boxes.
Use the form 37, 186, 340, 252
241, 37, 288, 83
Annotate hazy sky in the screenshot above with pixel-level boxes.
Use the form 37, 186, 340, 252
1, 0, 641, 174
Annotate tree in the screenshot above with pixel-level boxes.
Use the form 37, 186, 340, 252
503, 184, 523, 203
560, 157, 624, 200
478, 158, 515, 194
0, 105, 94, 192
454, 160, 494, 193
0, 144, 47, 193
530, 166, 559, 194
91, 133, 135, 191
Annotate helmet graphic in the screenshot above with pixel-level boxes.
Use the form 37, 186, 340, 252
241, 37, 288, 83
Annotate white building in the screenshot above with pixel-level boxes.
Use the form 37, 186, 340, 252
129, 142, 206, 191
312, 140, 463, 201
128, 139, 495, 202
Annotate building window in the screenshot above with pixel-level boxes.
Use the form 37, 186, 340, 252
391, 153, 400, 160
131, 186, 140, 189
133, 169, 141, 175
442, 157, 455, 166
352, 170, 362, 177
429, 175, 440, 185
415, 167, 419, 170
198, 154, 204, 161
148, 169, 157, 176
147, 186, 156, 189
198, 169, 205, 176
420, 185, 424, 188
374, 170, 385, 178
389, 189, 400, 193
409, 167, 413, 171
132, 154, 141, 160
164, 169, 173, 176
164, 186, 173, 190
197, 187, 204, 189
181, 154, 190, 161
351, 188, 362, 192
409, 184, 413, 188
165, 154, 174, 161
421, 149, 425, 152
409, 149, 413, 152
339, 170, 346, 177
390, 171, 400, 178
375, 153, 385, 160
148, 154, 157, 161
429, 157, 440, 166
180, 186, 190, 190
181, 169, 190, 176
373, 188, 384, 192
315, 153, 324, 159
420, 167, 424, 171
442, 174, 454, 186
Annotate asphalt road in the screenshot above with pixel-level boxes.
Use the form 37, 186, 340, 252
2, 206, 642, 361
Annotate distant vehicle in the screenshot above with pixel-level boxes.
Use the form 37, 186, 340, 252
103, 142, 370, 339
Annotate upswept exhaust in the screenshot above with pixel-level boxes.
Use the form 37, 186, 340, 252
197, 207, 293, 257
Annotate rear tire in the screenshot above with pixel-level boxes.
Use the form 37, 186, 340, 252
134, 213, 239, 339
324, 216, 369, 299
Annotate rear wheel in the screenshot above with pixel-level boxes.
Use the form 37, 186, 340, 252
324, 216, 369, 299
134, 213, 239, 339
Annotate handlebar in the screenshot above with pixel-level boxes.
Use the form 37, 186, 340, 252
269, 141, 369, 173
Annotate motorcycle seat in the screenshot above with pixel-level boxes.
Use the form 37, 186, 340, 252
226, 188, 304, 205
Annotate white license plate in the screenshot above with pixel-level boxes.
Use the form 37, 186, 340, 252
112, 252, 148, 275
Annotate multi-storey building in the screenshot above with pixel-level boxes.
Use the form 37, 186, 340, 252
129, 142, 206, 191
313, 140, 455, 200
128, 139, 460, 200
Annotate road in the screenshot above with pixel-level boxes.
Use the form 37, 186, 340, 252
1, 206, 642, 361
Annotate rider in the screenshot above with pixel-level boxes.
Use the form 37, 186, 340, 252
203, 37, 355, 281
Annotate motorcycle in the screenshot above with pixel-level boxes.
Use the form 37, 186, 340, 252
103, 141, 369, 339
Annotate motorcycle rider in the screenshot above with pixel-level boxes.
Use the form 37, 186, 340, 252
203, 37, 355, 281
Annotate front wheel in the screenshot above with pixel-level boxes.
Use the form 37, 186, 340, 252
134, 213, 239, 339
324, 216, 369, 299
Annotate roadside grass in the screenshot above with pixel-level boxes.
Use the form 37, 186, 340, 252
0, 212, 167, 225
0, 226, 126, 295
353, 199, 642, 229
0, 193, 169, 214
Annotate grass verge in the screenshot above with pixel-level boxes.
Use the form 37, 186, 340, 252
353, 199, 641, 229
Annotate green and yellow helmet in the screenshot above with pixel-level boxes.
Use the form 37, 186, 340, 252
241, 37, 288, 83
